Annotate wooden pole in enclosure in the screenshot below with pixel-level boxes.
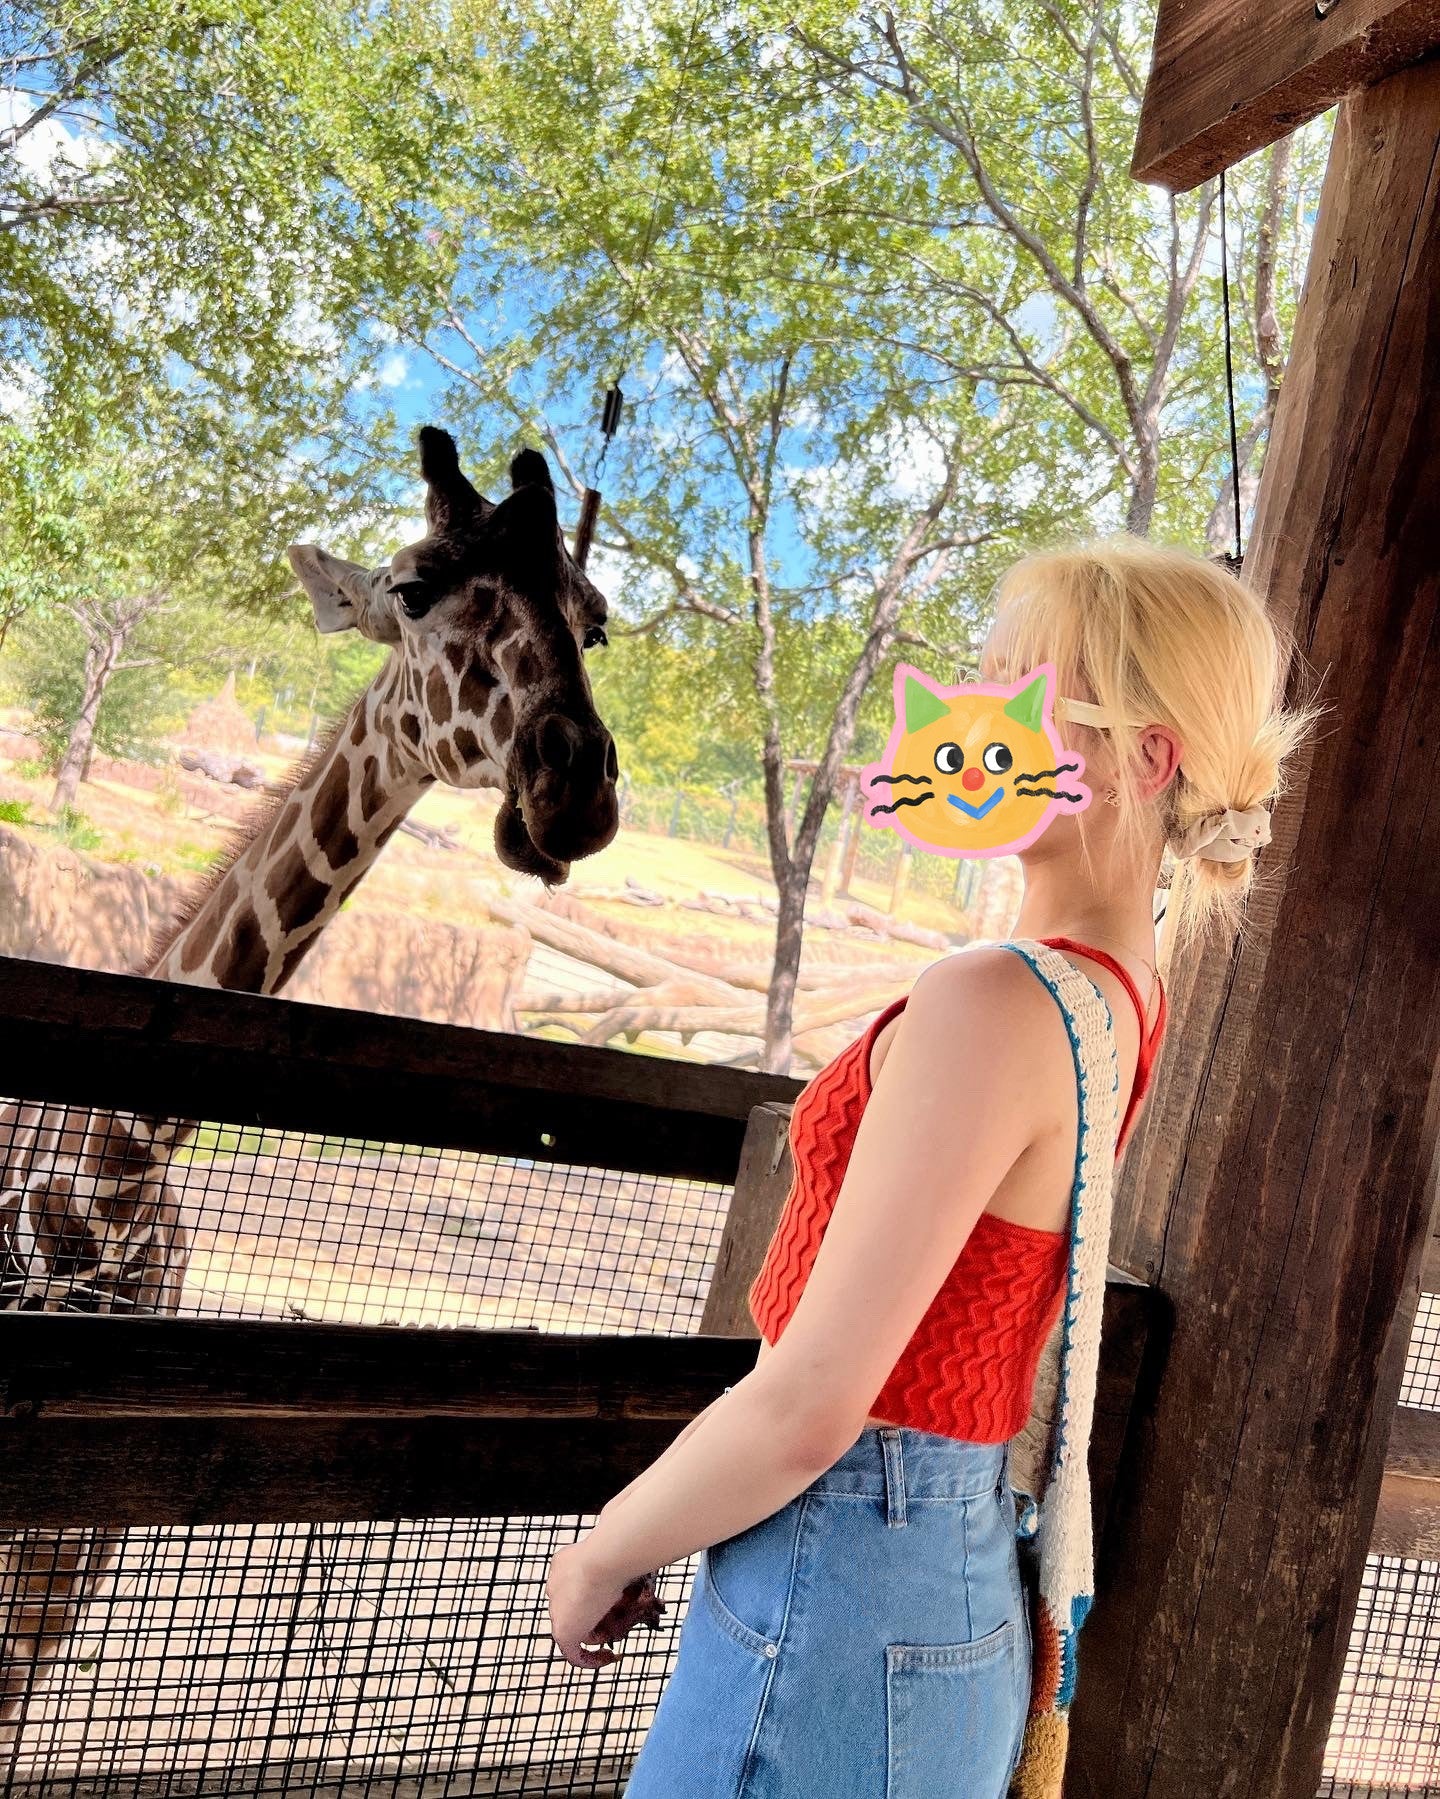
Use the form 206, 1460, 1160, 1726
1071, 53, 1440, 1798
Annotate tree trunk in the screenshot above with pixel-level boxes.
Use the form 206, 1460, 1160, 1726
762, 872, 807, 1074
1070, 60, 1440, 1797
50, 630, 120, 813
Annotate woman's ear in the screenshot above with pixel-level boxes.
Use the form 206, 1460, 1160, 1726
1136, 723, 1184, 800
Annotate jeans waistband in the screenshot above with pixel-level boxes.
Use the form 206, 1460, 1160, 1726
807, 1424, 1009, 1513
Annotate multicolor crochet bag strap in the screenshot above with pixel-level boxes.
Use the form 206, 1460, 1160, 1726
997, 938, 1122, 1799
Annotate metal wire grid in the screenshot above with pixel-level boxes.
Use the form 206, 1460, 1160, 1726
0, 1101, 732, 1334
1, 1090, 728, 1797
1318, 1291, 1440, 1796
1, 1516, 697, 1799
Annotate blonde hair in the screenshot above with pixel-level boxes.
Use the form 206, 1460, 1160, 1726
987, 533, 1325, 952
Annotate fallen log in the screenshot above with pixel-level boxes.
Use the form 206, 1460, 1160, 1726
484, 893, 747, 1002
575, 980, 909, 1049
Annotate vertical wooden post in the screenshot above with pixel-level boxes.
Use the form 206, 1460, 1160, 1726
700, 1104, 794, 1338
1073, 63, 1440, 1797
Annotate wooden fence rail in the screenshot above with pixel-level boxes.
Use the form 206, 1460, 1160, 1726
0, 953, 804, 1182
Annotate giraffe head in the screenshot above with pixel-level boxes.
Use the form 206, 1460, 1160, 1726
287, 427, 619, 884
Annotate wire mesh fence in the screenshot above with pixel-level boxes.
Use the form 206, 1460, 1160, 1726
1, 1515, 688, 1799
0, 1104, 731, 1334
1317, 1291, 1440, 1797
0, 1083, 734, 1798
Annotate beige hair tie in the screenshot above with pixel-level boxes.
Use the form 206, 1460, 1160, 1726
1169, 804, 1272, 863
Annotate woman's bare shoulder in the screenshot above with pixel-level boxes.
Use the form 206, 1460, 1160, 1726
870, 945, 1071, 1090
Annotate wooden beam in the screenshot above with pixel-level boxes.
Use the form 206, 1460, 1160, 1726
0, 955, 802, 1183
699, 1103, 795, 1336
1372, 1406, 1440, 1558
1132, 0, 1440, 192
1079, 60, 1440, 1798
0, 1315, 759, 1420
0, 1317, 758, 1524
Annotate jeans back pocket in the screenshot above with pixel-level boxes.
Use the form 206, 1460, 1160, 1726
885, 1618, 1019, 1799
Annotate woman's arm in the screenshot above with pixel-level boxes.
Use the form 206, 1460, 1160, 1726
575, 948, 1069, 1591
595, 1394, 725, 1524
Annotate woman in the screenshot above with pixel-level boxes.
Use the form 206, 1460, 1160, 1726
546, 536, 1317, 1797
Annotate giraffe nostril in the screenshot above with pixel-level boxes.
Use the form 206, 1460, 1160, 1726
605, 737, 618, 782
537, 714, 581, 771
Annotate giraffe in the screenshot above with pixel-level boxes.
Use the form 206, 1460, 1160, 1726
0, 427, 620, 1733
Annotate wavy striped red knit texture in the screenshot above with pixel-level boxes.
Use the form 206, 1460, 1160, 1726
747, 945, 1164, 1444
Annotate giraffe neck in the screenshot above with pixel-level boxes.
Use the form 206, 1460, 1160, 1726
149, 676, 436, 994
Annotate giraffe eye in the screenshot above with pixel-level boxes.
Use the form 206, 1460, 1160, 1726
583, 624, 607, 649
391, 580, 434, 620
934, 743, 963, 775
983, 742, 1013, 774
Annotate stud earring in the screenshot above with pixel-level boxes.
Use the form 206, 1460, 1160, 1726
1104, 787, 1120, 807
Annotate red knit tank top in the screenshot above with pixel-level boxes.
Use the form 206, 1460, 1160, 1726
747, 938, 1168, 1444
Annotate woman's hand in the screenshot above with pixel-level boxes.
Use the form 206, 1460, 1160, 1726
546, 1540, 666, 1669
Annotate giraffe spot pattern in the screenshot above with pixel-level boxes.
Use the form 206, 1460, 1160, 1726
400, 712, 421, 748
458, 663, 497, 717
506, 644, 543, 689
309, 751, 351, 849
359, 754, 384, 822
434, 739, 460, 781
491, 694, 513, 745
453, 725, 481, 765
426, 668, 453, 726
264, 841, 331, 935
222, 905, 270, 992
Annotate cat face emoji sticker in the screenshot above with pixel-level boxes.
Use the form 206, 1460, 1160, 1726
862, 662, 1091, 859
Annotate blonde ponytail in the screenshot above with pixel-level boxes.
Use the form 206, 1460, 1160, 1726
986, 533, 1326, 951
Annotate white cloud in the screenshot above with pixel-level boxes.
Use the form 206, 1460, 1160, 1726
2, 87, 112, 183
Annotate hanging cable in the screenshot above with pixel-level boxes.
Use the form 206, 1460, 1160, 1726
1219, 169, 1244, 570
573, 0, 709, 569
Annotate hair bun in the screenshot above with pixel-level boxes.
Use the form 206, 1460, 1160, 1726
1169, 804, 1272, 863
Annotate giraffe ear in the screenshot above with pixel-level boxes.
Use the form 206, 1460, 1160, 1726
287, 545, 402, 646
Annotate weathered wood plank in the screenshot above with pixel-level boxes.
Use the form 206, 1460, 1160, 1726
0, 1416, 705, 1526
0, 1318, 759, 1524
1381, 1402, 1440, 1478
1132, 0, 1440, 191
1079, 59, 1440, 1799
0, 955, 802, 1182
1371, 1406, 1440, 1557
1371, 1471, 1440, 1558
0, 1315, 757, 1421
699, 1103, 795, 1336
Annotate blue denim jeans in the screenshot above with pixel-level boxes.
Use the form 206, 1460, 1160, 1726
623, 1424, 1031, 1798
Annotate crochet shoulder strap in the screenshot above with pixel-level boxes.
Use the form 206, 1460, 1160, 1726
996, 939, 1122, 1636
